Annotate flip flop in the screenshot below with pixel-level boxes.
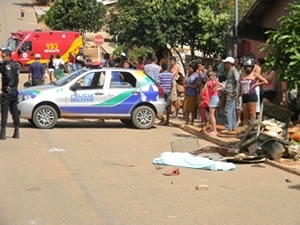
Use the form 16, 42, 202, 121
163, 168, 180, 176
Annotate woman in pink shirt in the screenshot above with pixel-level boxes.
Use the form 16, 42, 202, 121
205, 71, 224, 136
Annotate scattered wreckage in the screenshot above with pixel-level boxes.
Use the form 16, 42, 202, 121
235, 102, 300, 162
152, 103, 300, 173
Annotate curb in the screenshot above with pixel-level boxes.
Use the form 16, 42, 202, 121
182, 125, 239, 146
169, 120, 239, 147
265, 159, 300, 176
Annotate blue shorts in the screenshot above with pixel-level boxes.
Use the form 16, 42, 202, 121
209, 95, 219, 108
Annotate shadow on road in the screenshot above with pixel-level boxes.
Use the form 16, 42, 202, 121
7, 121, 160, 130
12, 3, 33, 7
288, 184, 300, 191
172, 133, 195, 138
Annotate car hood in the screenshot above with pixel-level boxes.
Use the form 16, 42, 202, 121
18, 84, 61, 100
19, 84, 58, 93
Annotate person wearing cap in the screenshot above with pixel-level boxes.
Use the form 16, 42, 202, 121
221, 56, 240, 134
28, 53, 46, 86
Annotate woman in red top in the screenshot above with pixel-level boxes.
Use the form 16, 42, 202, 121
199, 77, 210, 133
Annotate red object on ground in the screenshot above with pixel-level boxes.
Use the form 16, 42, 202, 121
163, 168, 180, 176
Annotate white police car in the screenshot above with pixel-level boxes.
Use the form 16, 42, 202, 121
18, 68, 166, 129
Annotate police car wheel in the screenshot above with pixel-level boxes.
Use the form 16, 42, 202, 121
131, 106, 155, 129
32, 105, 58, 129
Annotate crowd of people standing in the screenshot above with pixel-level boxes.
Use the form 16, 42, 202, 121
23, 46, 284, 137
92, 50, 278, 136
135, 50, 281, 137
177, 52, 273, 136
0, 45, 286, 141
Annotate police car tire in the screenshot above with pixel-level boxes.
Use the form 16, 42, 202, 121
32, 105, 58, 129
131, 106, 155, 129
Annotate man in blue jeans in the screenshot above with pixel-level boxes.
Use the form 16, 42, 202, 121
221, 57, 240, 133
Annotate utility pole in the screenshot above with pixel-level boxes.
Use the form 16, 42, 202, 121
235, 0, 238, 38
234, 0, 239, 57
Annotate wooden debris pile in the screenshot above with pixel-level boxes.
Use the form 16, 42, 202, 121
235, 102, 299, 161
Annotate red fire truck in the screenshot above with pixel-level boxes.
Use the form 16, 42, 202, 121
0, 30, 83, 71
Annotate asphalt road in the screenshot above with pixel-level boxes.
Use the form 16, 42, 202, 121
1, 119, 300, 225
0, 0, 40, 44
0, 1, 300, 225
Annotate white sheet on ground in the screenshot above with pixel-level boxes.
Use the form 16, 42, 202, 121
152, 152, 236, 171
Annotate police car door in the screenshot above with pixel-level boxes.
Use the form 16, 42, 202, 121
65, 71, 106, 116
107, 70, 138, 115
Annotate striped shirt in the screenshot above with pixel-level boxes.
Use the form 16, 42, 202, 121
158, 71, 173, 93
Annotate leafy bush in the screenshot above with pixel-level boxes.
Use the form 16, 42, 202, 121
261, 2, 300, 89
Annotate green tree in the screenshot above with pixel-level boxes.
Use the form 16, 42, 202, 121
194, 1, 232, 57
220, 0, 256, 21
42, 0, 106, 32
106, 0, 232, 59
260, 2, 300, 89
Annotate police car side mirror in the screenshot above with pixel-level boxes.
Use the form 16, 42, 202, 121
70, 83, 81, 91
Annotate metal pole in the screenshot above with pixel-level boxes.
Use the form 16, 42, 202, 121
235, 0, 238, 38
234, 0, 239, 57
98, 45, 100, 62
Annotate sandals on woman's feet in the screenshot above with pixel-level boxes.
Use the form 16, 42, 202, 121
206, 131, 218, 136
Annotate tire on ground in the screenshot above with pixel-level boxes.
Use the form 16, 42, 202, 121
32, 105, 58, 129
131, 105, 155, 129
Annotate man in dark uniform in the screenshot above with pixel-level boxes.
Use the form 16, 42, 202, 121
0, 49, 20, 140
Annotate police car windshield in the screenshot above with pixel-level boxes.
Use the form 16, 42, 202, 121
0, 38, 21, 51
54, 69, 88, 86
